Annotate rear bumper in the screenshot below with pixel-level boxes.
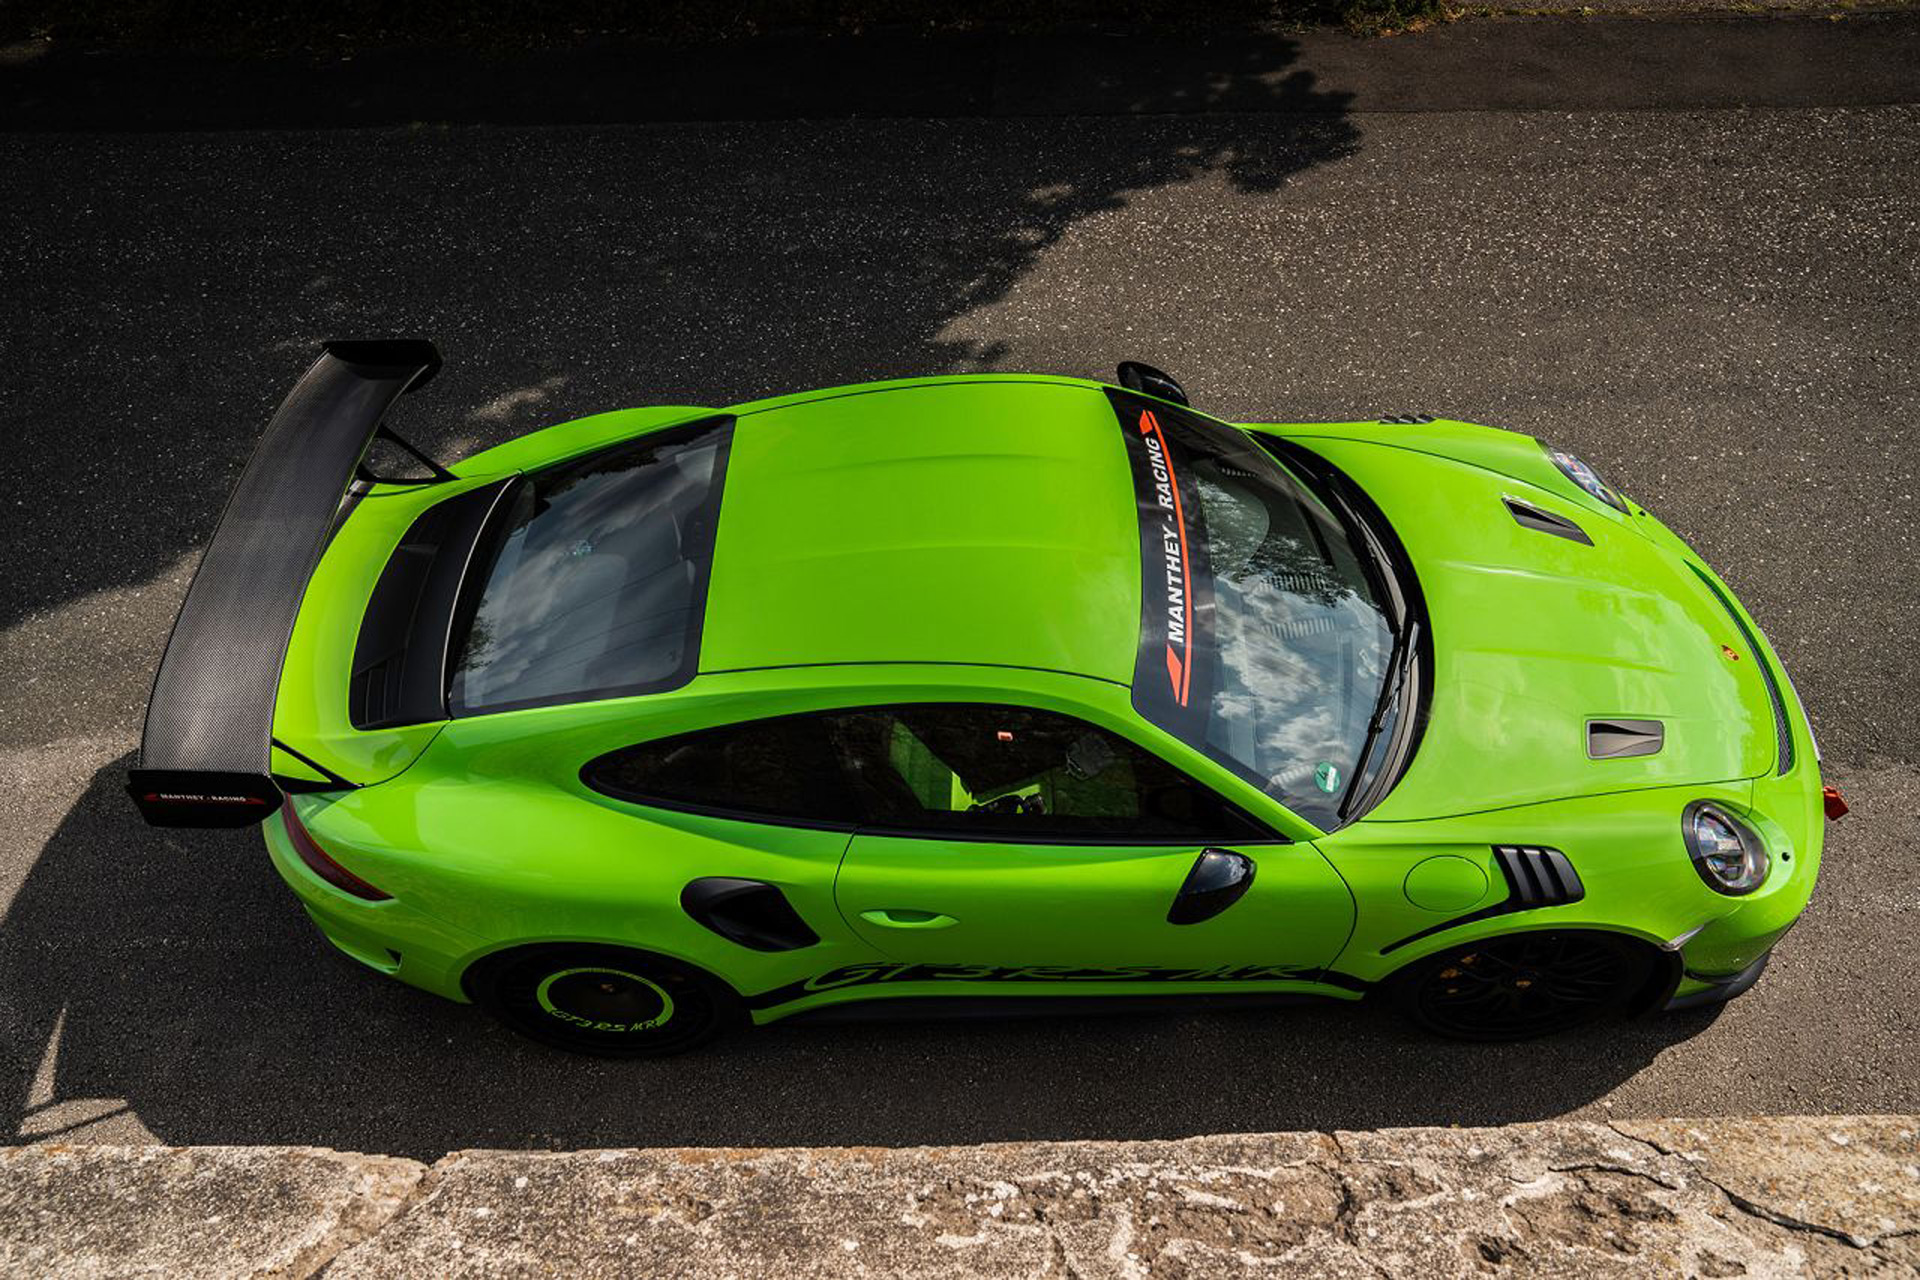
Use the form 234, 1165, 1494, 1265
299, 900, 473, 1003
264, 816, 479, 1003
1666, 952, 1771, 1012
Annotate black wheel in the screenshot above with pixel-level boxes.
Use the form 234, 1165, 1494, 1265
469, 944, 740, 1057
1388, 931, 1654, 1041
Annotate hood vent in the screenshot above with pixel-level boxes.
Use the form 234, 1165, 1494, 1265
1505, 497, 1592, 545
1587, 718, 1664, 759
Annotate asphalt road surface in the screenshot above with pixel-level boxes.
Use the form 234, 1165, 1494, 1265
2, 18, 1916, 1158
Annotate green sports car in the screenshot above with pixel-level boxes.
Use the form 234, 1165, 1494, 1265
129, 341, 1844, 1055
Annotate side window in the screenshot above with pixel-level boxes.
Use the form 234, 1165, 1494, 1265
585, 712, 873, 827
852, 704, 1273, 842
585, 703, 1275, 843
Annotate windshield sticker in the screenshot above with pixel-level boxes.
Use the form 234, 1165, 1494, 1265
1139, 408, 1194, 707
1314, 762, 1343, 793
1115, 391, 1214, 733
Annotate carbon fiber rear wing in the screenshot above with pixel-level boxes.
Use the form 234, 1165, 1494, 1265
128, 340, 445, 827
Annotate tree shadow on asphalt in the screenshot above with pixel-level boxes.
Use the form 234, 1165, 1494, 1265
4, 756, 1722, 1156
0, 35, 1355, 632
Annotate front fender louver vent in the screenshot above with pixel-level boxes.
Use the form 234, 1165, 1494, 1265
1493, 845, 1585, 908
1380, 845, 1584, 955
1504, 497, 1592, 545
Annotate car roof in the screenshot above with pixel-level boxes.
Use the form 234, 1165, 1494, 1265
697, 378, 1139, 685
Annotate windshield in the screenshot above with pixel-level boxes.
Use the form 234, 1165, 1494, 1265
1112, 392, 1402, 829
448, 417, 733, 715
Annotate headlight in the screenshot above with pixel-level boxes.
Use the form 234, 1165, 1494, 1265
1542, 443, 1631, 514
1682, 801, 1770, 895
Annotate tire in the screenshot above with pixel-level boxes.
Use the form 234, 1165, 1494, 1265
469, 944, 740, 1057
1387, 930, 1654, 1042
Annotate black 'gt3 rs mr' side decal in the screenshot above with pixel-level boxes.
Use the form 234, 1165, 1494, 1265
743, 961, 1363, 1010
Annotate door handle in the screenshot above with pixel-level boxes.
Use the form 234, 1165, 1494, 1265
1167, 849, 1257, 925
859, 908, 959, 930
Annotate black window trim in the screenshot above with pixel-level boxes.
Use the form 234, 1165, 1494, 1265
580, 700, 1291, 847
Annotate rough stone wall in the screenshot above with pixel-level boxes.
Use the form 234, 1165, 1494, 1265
3, 1116, 1915, 1278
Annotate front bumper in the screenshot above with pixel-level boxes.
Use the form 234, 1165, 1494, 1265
1666, 952, 1771, 1011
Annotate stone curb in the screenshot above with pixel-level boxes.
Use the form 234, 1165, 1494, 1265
3, 1116, 1915, 1277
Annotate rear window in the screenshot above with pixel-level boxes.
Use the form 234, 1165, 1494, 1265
448, 416, 733, 715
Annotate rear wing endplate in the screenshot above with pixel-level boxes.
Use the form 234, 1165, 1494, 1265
128, 339, 445, 828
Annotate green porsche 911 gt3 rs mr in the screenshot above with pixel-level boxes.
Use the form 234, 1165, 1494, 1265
129, 341, 1842, 1055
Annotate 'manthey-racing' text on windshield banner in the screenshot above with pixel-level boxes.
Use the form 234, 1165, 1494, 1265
1112, 390, 1217, 740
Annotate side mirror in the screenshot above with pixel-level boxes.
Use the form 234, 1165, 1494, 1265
1166, 849, 1256, 925
1116, 361, 1190, 406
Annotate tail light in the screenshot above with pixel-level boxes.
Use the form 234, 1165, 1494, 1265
281, 800, 392, 901
1823, 786, 1849, 821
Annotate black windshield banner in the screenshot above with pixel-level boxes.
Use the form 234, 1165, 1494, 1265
1111, 390, 1215, 739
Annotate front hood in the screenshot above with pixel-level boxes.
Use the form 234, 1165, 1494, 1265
1293, 436, 1777, 822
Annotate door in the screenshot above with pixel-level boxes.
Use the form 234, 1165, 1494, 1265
838, 836, 1352, 973
829, 704, 1355, 975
